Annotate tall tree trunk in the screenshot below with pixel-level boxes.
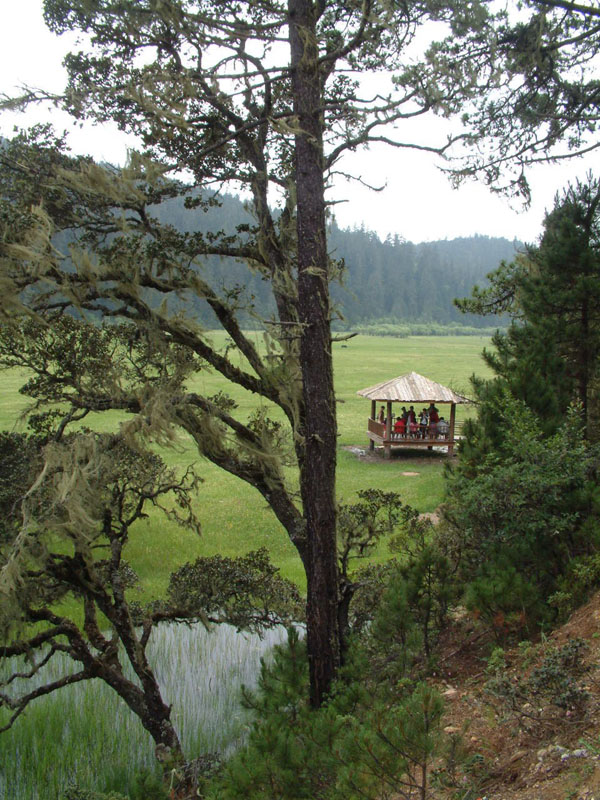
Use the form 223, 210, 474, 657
288, 0, 341, 707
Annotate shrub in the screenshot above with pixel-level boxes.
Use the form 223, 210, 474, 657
549, 553, 600, 620
443, 397, 600, 634
62, 787, 128, 800
484, 639, 590, 734
207, 626, 447, 799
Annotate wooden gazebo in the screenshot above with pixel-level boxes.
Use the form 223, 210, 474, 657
356, 371, 471, 457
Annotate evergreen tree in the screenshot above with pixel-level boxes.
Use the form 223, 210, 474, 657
443, 396, 600, 635
522, 177, 600, 435
457, 176, 600, 449
447, 178, 600, 634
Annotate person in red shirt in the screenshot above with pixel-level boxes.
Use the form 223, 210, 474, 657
428, 403, 439, 423
394, 416, 406, 436
427, 403, 439, 437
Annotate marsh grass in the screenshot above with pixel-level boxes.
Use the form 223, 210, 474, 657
0, 622, 287, 800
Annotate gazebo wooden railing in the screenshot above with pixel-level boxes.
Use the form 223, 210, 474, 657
357, 372, 471, 458
367, 417, 463, 455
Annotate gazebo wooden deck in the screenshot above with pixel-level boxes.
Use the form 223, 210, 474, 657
356, 371, 471, 457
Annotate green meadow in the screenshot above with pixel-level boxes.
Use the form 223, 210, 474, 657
0, 334, 493, 593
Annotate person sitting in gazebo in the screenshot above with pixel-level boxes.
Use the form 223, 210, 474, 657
407, 406, 419, 437
394, 416, 406, 437
437, 417, 449, 439
418, 408, 428, 438
428, 403, 439, 437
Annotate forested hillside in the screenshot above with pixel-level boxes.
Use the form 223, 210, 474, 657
150, 192, 518, 328
329, 224, 518, 327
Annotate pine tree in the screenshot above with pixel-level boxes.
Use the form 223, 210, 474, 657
521, 178, 600, 436
457, 176, 600, 449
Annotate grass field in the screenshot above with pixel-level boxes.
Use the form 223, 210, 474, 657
0, 334, 492, 592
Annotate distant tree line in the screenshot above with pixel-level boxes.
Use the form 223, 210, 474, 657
329, 225, 518, 328
48, 178, 519, 331
137, 191, 519, 329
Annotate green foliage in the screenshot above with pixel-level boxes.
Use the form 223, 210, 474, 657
337, 491, 456, 667
333, 683, 445, 800
337, 489, 404, 586
368, 575, 424, 681
207, 628, 446, 800
444, 395, 600, 635
485, 646, 507, 675
388, 507, 456, 662
515, 640, 541, 670
193, 498, 455, 798
366, 536, 454, 678
0, 313, 203, 470
549, 553, 600, 620
208, 629, 323, 799
457, 177, 600, 450
336, 490, 408, 656
527, 639, 590, 709
128, 770, 169, 800
62, 787, 128, 800
0, 432, 42, 544
167, 548, 304, 631
464, 563, 540, 641
485, 639, 590, 733
180, 754, 223, 799
454, 257, 526, 319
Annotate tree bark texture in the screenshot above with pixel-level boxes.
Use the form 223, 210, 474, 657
288, 0, 341, 707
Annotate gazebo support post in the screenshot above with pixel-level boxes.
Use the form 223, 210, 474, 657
384, 400, 392, 458
448, 402, 456, 456
370, 400, 376, 450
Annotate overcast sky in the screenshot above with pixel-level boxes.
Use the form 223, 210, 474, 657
2, 0, 599, 245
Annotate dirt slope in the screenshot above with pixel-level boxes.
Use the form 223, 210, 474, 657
433, 594, 600, 800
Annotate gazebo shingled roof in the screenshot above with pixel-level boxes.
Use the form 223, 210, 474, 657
356, 371, 470, 404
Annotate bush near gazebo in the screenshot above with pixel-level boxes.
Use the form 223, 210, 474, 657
443, 397, 600, 637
